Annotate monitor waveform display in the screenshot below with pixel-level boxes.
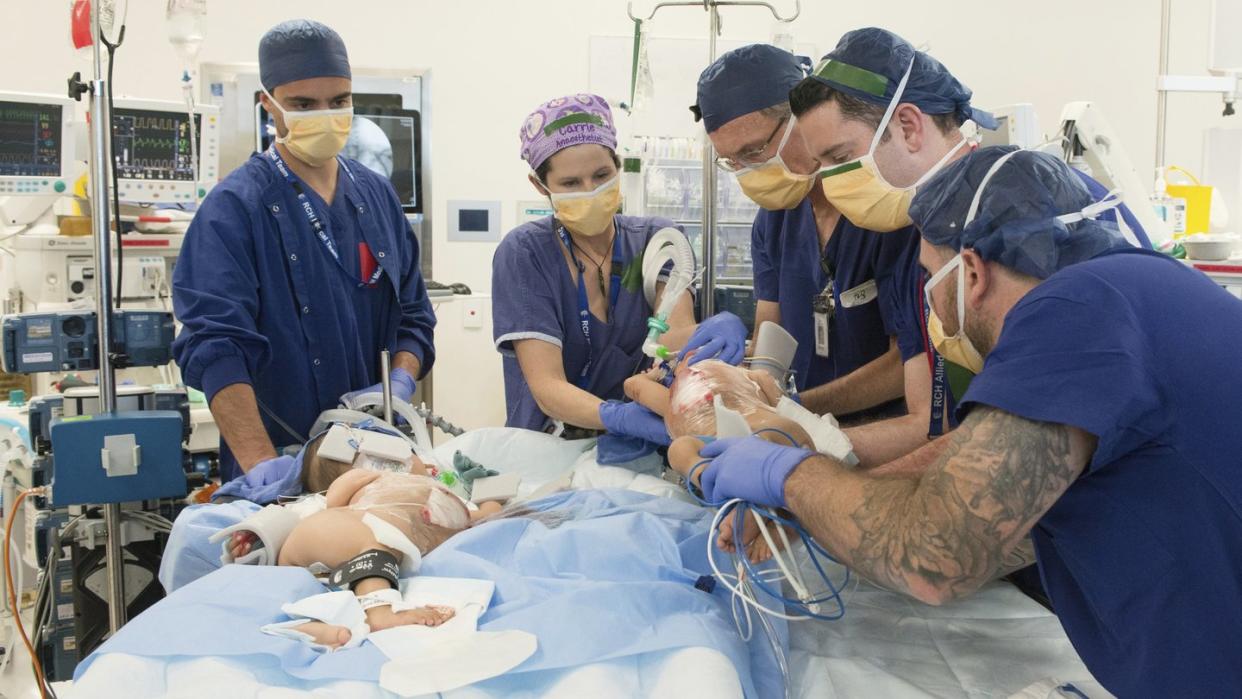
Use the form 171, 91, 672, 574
0, 101, 62, 177
112, 108, 201, 182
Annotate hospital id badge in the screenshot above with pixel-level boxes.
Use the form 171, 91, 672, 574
813, 290, 834, 358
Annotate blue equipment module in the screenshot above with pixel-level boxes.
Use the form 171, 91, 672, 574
1, 310, 175, 374
48, 411, 187, 507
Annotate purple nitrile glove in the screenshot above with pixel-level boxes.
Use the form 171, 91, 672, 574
697, 436, 815, 509
341, 367, 417, 410
598, 400, 672, 446
684, 312, 748, 366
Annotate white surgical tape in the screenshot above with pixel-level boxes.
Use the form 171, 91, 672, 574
361, 513, 423, 577
426, 487, 471, 529
776, 396, 858, 465
712, 395, 751, 438
358, 588, 404, 611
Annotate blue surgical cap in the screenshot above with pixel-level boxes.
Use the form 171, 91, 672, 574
693, 44, 811, 132
808, 27, 997, 130
259, 19, 351, 92
910, 145, 1131, 280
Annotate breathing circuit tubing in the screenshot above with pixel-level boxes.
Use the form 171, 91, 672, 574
641, 227, 698, 366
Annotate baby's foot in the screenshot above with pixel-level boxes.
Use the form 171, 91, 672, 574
367, 604, 457, 632
717, 512, 794, 564
292, 621, 352, 649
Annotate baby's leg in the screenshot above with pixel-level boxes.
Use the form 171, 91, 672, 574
668, 436, 707, 481
746, 412, 813, 449
470, 501, 504, 523
624, 372, 672, 418
278, 509, 391, 569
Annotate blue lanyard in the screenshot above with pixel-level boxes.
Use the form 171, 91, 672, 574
558, 224, 623, 390
918, 271, 953, 438
265, 147, 383, 288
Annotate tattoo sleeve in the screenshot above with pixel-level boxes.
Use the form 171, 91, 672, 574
786, 406, 1092, 604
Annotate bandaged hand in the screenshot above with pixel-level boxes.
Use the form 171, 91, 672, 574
697, 436, 815, 509
228, 530, 259, 560
683, 312, 748, 366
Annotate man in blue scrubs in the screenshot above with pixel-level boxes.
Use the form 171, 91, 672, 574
173, 20, 435, 485
690, 44, 911, 420
690, 147, 1242, 696
790, 28, 1152, 466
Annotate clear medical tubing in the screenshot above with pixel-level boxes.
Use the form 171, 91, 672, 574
642, 227, 697, 360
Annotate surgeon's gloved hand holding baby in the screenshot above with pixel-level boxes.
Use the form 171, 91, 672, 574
682, 312, 749, 366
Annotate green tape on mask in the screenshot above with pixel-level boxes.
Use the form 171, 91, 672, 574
820, 160, 864, 179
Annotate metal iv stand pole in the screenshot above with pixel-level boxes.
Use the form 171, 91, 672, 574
626, 0, 801, 317
86, 1, 127, 634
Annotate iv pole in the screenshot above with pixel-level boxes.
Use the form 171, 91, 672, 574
85, 0, 127, 633
627, 0, 800, 316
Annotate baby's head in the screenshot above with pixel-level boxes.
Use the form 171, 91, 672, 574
666, 359, 810, 445
300, 426, 428, 493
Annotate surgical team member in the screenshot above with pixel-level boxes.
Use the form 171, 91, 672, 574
691, 147, 1242, 696
173, 20, 435, 484
492, 94, 694, 445
788, 28, 1152, 466
690, 44, 911, 419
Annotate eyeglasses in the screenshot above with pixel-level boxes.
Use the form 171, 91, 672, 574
714, 117, 788, 172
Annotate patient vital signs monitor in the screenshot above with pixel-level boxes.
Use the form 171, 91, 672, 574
112, 98, 220, 203
0, 92, 76, 196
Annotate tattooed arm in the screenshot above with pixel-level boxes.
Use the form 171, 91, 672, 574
784, 406, 1095, 605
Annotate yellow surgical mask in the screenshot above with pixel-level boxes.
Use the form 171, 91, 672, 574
732, 117, 816, 210
924, 253, 984, 374
547, 175, 622, 238
816, 57, 971, 232
263, 88, 353, 168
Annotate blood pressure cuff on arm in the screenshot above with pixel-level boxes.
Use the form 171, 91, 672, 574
328, 549, 401, 591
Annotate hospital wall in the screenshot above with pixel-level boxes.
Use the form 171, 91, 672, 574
0, 0, 1233, 413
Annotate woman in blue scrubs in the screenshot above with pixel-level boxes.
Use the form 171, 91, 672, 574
492, 94, 694, 440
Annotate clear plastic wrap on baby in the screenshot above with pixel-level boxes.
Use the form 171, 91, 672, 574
349, 472, 471, 530
666, 359, 784, 438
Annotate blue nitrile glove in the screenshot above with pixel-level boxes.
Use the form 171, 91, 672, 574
213, 454, 301, 504
684, 312, 748, 366
341, 367, 417, 410
597, 433, 657, 465
697, 436, 816, 509
598, 400, 672, 446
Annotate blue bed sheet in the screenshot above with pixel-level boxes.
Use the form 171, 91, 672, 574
86, 489, 788, 698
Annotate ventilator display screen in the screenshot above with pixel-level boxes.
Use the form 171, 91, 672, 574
112, 108, 201, 181
0, 100, 63, 177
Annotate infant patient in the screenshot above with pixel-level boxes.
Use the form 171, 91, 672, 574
624, 356, 812, 445
219, 426, 503, 649
625, 357, 815, 562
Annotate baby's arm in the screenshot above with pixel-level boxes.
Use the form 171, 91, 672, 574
743, 369, 785, 406
325, 469, 383, 508
624, 371, 672, 418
